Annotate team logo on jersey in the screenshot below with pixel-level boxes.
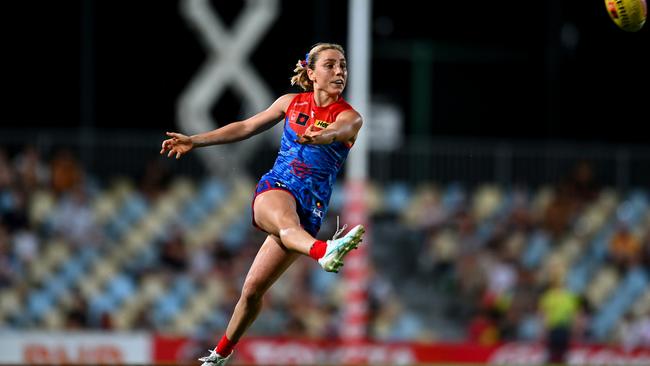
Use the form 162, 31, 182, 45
289, 159, 311, 178
294, 113, 309, 126
314, 120, 329, 129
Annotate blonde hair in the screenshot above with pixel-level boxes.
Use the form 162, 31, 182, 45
290, 43, 346, 91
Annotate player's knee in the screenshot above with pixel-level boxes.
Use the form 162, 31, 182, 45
259, 216, 299, 239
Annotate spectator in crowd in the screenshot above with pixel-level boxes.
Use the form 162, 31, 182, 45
640, 227, 650, 274
566, 161, 599, 208
50, 184, 102, 248
0, 223, 17, 288
538, 264, 580, 364
608, 222, 641, 274
160, 229, 189, 272
139, 159, 171, 201
13, 145, 49, 193
64, 291, 89, 329
0, 149, 16, 215
543, 182, 578, 240
468, 305, 501, 345
1, 188, 29, 234
50, 149, 83, 196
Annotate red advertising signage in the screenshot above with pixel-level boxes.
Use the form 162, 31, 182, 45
154, 336, 650, 365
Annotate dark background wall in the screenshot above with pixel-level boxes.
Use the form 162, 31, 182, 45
2, 0, 649, 144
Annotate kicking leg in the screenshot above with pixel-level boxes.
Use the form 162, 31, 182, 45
254, 189, 365, 273
253, 189, 316, 255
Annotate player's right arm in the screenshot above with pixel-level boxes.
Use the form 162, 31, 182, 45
160, 94, 296, 159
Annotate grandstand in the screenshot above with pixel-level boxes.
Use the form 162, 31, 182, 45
2, 137, 650, 364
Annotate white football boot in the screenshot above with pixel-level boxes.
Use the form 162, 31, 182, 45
318, 223, 365, 273
198, 350, 231, 366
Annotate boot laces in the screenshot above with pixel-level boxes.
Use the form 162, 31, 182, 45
332, 216, 348, 240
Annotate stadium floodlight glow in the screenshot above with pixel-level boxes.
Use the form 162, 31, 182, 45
177, 0, 279, 177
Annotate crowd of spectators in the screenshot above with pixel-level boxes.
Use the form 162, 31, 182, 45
2, 145, 650, 360
408, 160, 650, 361
0, 146, 421, 342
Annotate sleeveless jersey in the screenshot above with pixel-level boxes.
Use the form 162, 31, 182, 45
253, 92, 355, 235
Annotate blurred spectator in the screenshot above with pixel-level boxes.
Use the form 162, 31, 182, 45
211, 239, 235, 276
12, 225, 38, 274
510, 272, 542, 341
454, 251, 488, 318
467, 306, 500, 345
50, 149, 83, 195
64, 291, 89, 329
542, 161, 599, 240
507, 188, 535, 233
99, 311, 114, 330
543, 182, 578, 239
0, 150, 16, 214
189, 243, 215, 278
640, 228, 650, 271
567, 161, 599, 207
320, 302, 340, 339
160, 230, 188, 272
538, 265, 580, 365
571, 295, 593, 343
51, 184, 102, 247
132, 301, 155, 330
0, 223, 17, 288
371, 293, 422, 341
13, 145, 49, 193
419, 228, 458, 281
456, 209, 481, 252
285, 302, 308, 338
402, 184, 446, 230
139, 159, 172, 201
1, 189, 29, 233
632, 312, 650, 349
482, 252, 517, 313
608, 222, 641, 274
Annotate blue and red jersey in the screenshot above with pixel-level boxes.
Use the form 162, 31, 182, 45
253, 92, 355, 235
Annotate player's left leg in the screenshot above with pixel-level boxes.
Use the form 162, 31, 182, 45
226, 234, 299, 340
199, 234, 299, 365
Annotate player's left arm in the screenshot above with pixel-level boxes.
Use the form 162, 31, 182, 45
297, 110, 363, 145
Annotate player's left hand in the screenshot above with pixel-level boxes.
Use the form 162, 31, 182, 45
160, 132, 193, 159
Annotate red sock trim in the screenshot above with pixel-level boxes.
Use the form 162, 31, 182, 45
309, 240, 327, 260
215, 334, 237, 357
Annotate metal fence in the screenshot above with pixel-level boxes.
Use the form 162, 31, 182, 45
1, 129, 649, 191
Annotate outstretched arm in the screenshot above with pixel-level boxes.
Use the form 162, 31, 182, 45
296, 109, 363, 145
161, 94, 295, 159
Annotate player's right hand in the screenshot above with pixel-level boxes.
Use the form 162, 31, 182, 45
160, 132, 193, 159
